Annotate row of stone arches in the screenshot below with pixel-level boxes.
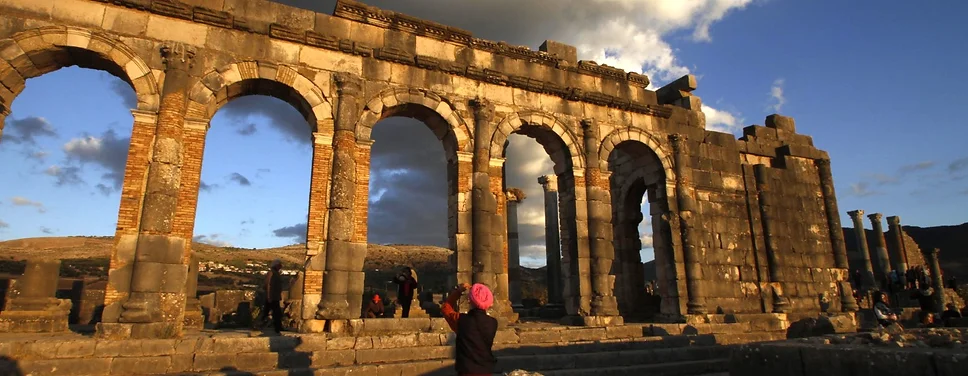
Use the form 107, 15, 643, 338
1, 25, 688, 333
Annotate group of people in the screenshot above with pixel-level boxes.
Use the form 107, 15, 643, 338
872, 291, 965, 329
257, 262, 499, 375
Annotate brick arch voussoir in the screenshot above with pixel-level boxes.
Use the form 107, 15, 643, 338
186, 60, 327, 131
490, 111, 584, 170
2, 26, 160, 111
356, 87, 471, 153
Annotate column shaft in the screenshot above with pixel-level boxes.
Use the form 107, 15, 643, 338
316, 73, 363, 319
847, 210, 876, 290
539, 176, 563, 305
669, 134, 706, 314
868, 213, 892, 286
582, 119, 618, 317
348, 140, 373, 318
303, 130, 334, 322
925, 249, 946, 313
117, 43, 196, 338
815, 159, 858, 312
470, 98, 496, 288
886, 216, 909, 283
753, 164, 790, 313
506, 191, 523, 306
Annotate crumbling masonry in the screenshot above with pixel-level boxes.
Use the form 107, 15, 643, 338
0, 0, 857, 337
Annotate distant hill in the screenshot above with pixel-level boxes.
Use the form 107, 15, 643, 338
902, 223, 968, 282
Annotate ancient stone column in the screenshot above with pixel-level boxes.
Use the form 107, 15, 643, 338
886, 216, 909, 285
488, 157, 514, 320
316, 73, 363, 320
847, 210, 876, 289
348, 139, 373, 319
669, 134, 706, 314
815, 159, 858, 312
753, 164, 790, 313
302, 130, 334, 327
925, 248, 946, 313
539, 175, 564, 305
470, 98, 496, 288
581, 119, 619, 319
116, 42, 196, 338
506, 189, 524, 306
868, 213, 892, 287
0, 260, 71, 333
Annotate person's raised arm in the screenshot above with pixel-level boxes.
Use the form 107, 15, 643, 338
442, 283, 471, 332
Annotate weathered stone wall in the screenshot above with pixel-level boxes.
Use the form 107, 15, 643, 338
0, 0, 850, 334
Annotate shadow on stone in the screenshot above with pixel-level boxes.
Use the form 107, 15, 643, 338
0, 356, 22, 376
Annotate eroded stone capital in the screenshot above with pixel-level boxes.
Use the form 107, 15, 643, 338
887, 215, 902, 226
160, 42, 196, 72
333, 72, 363, 99
867, 212, 883, 222
506, 187, 525, 203
538, 174, 558, 192
469, 97, 495, 124
847, 209, 865, 218
580, 118, 598, 137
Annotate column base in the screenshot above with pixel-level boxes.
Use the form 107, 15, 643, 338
183, 310, 204, 330
296, 319, 327, 333
0, 310, 69, 333
581, 315, 624, 327
96, 321, 183, 339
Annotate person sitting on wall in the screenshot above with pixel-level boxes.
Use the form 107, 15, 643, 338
365, 293, 385, 318
392, 267, 419, 318
873, 292, 900, 329
441, 282, 498, 376
918, 310, 940, 328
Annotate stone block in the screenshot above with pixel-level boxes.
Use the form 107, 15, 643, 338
110, 356, 172, 375
539, 40, 577, 64
19, 358, 112, 376
235, 352, 279, 371
192, 353, 237, 372
371, 334, 417, 349
140, 339, 176, 356
517, 329, 562, 344
53, 340, 95, 359
169, 353, 194, 373
765, 114, 796, 133
356, 346, 452, 364
311, 349, 355, 367
213, 337, 270, 353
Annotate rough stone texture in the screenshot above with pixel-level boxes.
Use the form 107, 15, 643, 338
0, 0, 851, 332
0, 260, 71, 333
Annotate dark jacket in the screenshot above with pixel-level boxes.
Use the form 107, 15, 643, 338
365, 300, 384, 318
454, 309, 498, 374
266, 269, 283, 302
394, 274, 418, 299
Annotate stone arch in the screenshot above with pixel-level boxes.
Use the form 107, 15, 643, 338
0, 26, 160, 112
491, 111, 584, 174
185, 61, 329, 133
355, 87, 472, 155
602, 128, 682, 318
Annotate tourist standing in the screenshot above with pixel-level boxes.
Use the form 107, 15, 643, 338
264, 259, 284, 333
393, 267, 419, 318
441, 282, 498, 376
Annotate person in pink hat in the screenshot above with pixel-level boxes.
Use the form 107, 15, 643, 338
441, 282, 498, 376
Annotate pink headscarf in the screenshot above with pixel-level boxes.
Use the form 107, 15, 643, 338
469, 283, 493, 311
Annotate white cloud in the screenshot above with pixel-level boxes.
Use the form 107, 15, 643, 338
702, 105, 742, 133
769, 78, 785, 112
0, 219, 8, 229
193, 233, 233, 247
60, 130, 130, 191
10, 196, 46, 213
848, 182, 882, 198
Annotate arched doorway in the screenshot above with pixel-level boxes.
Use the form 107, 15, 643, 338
608, 139, 680, 321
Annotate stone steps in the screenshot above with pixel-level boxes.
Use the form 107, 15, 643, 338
539, 359, 728, 376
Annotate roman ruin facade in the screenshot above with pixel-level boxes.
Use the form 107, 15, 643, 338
0, 0, 858, 338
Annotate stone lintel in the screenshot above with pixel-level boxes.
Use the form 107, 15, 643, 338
183, 117, 209, 131
313, 132, 333, 145
457, 151, 474, 163
131, 109, 158, 124
488, 158, 506, 168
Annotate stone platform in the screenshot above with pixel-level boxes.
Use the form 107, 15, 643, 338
729, 328, 966, 376
0, 317, 792, 376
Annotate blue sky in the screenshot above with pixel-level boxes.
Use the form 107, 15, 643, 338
0, 0, 966, 268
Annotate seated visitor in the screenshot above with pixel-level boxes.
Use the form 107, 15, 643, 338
918, 310, 940, 328
873, 292, 899, 328
365, 293, 384, 318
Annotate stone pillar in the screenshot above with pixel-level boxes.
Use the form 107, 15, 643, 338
0, 260, 71, 333
539, 176, 563, 305
815, 159, 858, 312
183, 254, 203, 329
488, 158, 514, 321
348, 140, 373, 319
103, 110, 158, 324
316, 73, 363, 320
113, 42, 197, 339
506, 189, 524, 307
868, 213, 892, 287
753, 164, 790, 313
669, 134, 706, 314
302, 130, 334, 330
847, 210, 876, 290
470, 98, 496, 288
581, 119, 619, 321
452, 151, 475, 289
886, 216, 909, 284
925, 248, 946, 313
